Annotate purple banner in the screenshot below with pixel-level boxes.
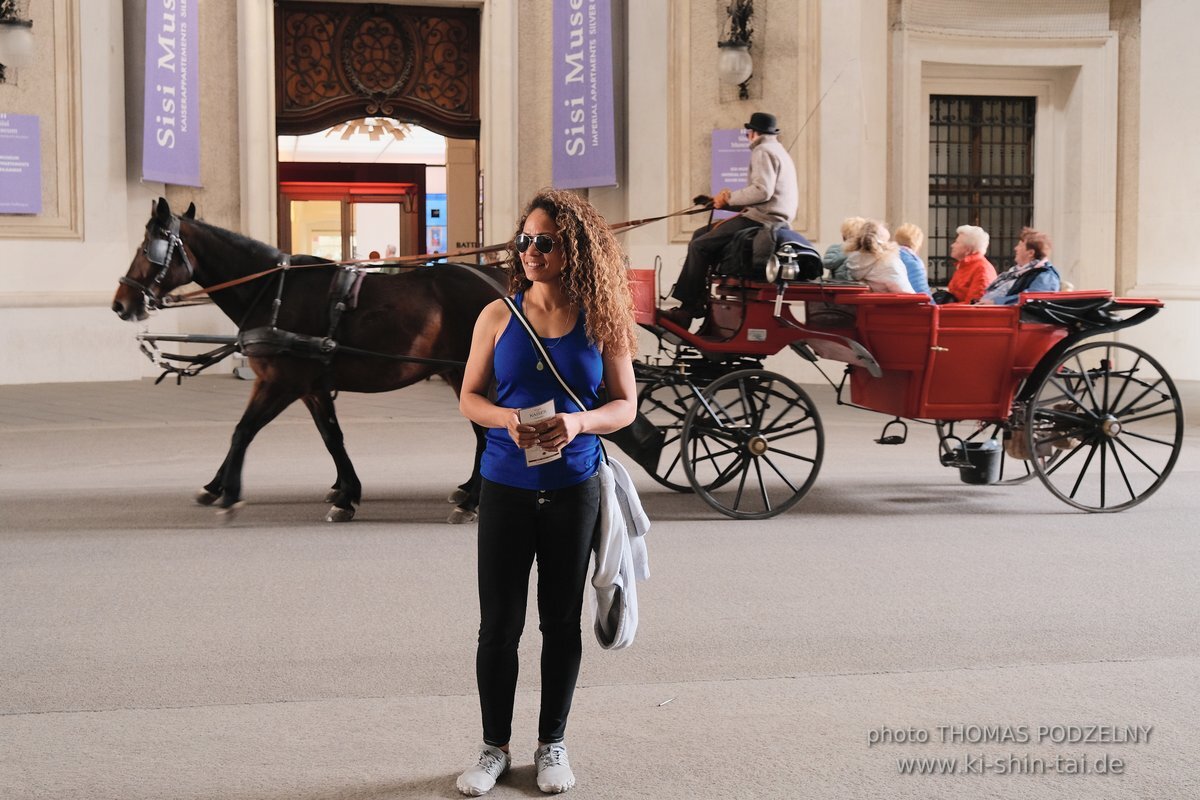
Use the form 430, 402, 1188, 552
552, 0, 616, 189
142, 0, 200, 186
711, 128, 750, 221
0, 114, 41, 214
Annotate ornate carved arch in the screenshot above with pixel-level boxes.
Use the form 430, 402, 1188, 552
275, 2, 480, 139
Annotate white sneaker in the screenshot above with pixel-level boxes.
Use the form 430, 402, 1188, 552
534, 742, 576, 794
456, 744, 510, 796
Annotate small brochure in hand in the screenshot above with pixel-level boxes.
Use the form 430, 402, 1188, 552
520, 399, 562, 467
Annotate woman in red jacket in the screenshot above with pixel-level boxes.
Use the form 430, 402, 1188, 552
939, 225, 997, 304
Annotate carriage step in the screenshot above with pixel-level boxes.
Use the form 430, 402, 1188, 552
874, 417, 907, 445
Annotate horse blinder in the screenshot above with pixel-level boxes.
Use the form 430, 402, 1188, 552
128, 216, 194, 309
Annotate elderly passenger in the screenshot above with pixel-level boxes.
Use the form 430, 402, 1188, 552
893, 223, 931, 296
938, 225, 997, 304
977, 227, 1060, 305
844, 220, 915, 294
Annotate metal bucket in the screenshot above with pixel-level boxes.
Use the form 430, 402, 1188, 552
958, 439, 1002, 485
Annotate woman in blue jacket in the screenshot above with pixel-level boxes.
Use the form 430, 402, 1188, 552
978, 227, 1061, 305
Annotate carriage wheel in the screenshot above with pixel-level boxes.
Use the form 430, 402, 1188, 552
636, 377, 696, 492
1026, 342, 1183, 512
680, 369, 824, 519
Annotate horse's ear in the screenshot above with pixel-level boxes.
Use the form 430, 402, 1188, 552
184, 202, 196, 219
154, 196, 172, 224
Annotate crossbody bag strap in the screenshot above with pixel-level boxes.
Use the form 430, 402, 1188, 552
502, 296, 609, 463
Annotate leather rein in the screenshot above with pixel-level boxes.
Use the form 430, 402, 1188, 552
133, 204, 712, 309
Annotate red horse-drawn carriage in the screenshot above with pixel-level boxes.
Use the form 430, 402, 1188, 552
618, 243, 1183, 519
115, 199, 1182, 524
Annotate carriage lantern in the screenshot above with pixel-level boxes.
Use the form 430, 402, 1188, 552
717, 0, 754, 100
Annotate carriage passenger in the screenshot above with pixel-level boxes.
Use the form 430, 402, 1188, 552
844, 220, 916, 294
976, 227, 1060, 305
893, 223, 932, 296
457, 189, 638, 796
934, 225, 997, 304
824, 216, 867, 281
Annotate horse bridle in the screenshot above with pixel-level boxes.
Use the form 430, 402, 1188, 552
119, 215, 195, 309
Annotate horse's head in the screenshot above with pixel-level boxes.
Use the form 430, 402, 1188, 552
112, 197, 198, 321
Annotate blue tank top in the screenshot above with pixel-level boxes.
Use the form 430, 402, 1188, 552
481, 292, 603, 490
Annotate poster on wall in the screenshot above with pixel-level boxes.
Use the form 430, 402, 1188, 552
142, 0, 201, 187
711, 128, 751, 221
552, 0, 616, 189
0, 113, 42, 214
426, 193, 447, 255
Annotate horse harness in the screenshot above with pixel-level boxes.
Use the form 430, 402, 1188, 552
236, 261, 466, 371
238, 260, 358, 365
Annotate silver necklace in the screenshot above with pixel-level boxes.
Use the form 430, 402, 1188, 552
533, 328, 567, 371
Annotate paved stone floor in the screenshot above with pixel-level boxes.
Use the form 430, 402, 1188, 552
1, 374, 1198, 799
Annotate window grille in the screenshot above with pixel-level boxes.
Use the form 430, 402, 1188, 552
928, 96, 1035, 285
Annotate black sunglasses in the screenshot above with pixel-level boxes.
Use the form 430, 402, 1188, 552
515, 233, 557, 254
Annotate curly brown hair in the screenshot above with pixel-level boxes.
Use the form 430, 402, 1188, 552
508, 188, 638, 356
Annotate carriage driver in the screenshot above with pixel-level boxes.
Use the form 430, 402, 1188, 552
662, 111, 800, 329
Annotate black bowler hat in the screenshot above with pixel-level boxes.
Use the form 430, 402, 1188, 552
744, 112, 780, 135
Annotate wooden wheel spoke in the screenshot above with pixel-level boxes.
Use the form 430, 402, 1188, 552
1111, 434, 1164, 477
1048, 374, 1102, 420
1042, 436, 1091, 477
1118, 401, 1178, 426
761, 454, 801, 493
1066, 440, 1101, 501
752, 458, 772, 513
1105, 439, 1137, 504
1118, 429, 1178, 448
764, 446, 817, 464
1104, 353, 1143, 414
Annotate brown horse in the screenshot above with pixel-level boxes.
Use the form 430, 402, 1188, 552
112, 197, 505, 523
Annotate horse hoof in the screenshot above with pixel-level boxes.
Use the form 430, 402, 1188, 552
195, 490, 221, 506
447, 506, 478, 524
324, 489, 343, 504
326, 506, 356, 523
447, 488, 470, 505
216, 501, 245, 524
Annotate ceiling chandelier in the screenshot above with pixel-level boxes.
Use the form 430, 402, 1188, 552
325, 118, 413, 142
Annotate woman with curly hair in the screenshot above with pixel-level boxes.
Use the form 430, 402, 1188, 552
456, 188, 637, 796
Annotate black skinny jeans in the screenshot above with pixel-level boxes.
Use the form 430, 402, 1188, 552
476, 475, 599, 747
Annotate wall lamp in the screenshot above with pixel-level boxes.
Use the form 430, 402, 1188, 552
0, 0, 34, 84
717, 0, 754, 100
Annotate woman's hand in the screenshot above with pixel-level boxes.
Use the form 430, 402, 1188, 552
505, 409, 540, 449
534, 413, 583, 452
712, 188, 732, 209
